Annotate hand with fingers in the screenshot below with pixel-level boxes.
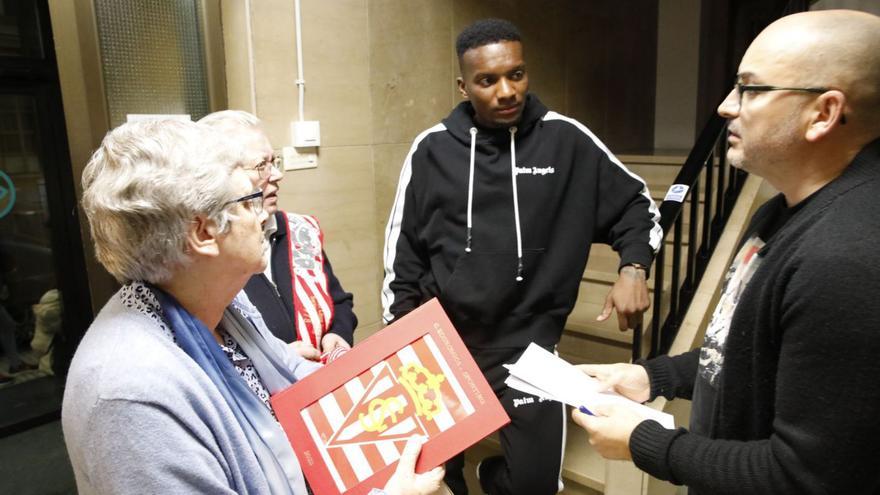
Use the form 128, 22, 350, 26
290, 340, 321, 361
596, 265, 650, 331
571, 404, 645, 461
321, 333, 351, 353
577, 363, 651, 403
383, 436, 447, 495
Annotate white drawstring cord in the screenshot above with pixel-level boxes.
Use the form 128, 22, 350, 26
509, 127, 524, 282
466, 127, 477, 253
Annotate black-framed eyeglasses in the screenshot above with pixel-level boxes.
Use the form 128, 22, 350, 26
733, 82, 829, 110
732, 81, 847, 124
223, 190, 264, 214
246, 154, 283, 179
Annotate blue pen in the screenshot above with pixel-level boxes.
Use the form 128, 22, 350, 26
578, 405, 595, 416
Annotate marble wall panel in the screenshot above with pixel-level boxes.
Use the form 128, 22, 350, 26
371, 142, 412, 255
300, 0, 371, 146
249, 0, 299, 146
219, 0, 252, 113
369, 0, 454, 145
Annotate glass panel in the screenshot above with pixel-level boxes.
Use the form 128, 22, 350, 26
94, 0, 210, 126
0, 0, 44, 59
0, 94, 59, 390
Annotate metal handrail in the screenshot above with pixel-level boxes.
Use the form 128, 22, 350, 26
625, 0, 811, 362
631, 114, 748, 361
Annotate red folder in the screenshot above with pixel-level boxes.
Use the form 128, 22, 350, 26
271, 298, 509, 495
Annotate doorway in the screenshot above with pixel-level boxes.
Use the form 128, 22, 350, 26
0, 0, 91, 436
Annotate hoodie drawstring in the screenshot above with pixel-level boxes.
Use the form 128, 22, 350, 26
463, 126, 524, 282
509, 127, 523, 282
466, 127, 477, 253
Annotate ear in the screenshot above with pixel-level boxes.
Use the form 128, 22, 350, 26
805, 90, 846, 142
185, 215, 221, 258
457, 77, 468, 100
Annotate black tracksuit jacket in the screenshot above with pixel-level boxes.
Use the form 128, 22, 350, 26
382, 94, 661, 349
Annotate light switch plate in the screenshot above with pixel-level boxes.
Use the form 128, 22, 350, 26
282, 146, 318, 170
291, 120, 321, 147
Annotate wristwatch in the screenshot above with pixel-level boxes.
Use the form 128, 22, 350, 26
620, 262, 648, 272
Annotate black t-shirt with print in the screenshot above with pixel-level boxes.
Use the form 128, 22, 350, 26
689, 193, 811, 437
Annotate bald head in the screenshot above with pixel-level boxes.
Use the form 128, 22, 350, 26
746, 10, 880, 133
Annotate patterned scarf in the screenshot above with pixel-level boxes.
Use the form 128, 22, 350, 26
151, 286, 307, 495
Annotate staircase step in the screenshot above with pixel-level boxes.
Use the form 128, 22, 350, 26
465, 410, 607, 494
562, 420, 608, 493
617, 151, 689, 165
566, 298, 660, 345
622, 158, 721, 209
567, 274, 674, 350
558, 329, 635, 365
629, 166, 682, 191
585, 244, 695, 278
554, 153, 712, 364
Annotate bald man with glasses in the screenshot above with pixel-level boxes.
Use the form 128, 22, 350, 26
570, 10, 880, 494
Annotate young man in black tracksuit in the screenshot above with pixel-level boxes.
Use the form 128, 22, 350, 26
573, 10, 880, 494
382, 19, 661, 495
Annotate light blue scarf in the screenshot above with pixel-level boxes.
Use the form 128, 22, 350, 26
152, 287, 307, 495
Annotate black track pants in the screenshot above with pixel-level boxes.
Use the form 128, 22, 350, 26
444, 345, 566, 495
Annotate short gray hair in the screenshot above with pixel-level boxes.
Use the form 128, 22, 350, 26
198, 110, 267, 162
198, 109, 262, 133
82, 119, 245, 283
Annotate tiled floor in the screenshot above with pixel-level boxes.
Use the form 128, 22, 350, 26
0, 421, 75, 495
0, 423, 683, 495
0, 375, 64, 437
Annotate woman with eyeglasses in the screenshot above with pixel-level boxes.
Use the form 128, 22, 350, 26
62, 119, 444, 495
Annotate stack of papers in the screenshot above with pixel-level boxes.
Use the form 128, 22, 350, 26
505, 343, 675, 429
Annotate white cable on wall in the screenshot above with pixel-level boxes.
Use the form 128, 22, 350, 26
294, 0, 305, 122
244, 0, 258, 114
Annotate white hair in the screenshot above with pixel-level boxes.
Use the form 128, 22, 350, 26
198, 110, 269, 163
198, 109, 262, 133
81, 119, 245, 283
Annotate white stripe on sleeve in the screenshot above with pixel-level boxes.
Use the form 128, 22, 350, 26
381, 123, 447, 323
542, 112, 663, 252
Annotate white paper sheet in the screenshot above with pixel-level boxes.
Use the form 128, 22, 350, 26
505, 343, 675, 429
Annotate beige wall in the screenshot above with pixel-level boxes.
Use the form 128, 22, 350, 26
51, 0, 668, 330
219, 0, 663, 339
219, 0, 381, 336
812, 0, 880, 15
654, 0, 701, 150
218, 1, 560, 339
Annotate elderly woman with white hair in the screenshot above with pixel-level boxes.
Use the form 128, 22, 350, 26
62, 119, 444, 495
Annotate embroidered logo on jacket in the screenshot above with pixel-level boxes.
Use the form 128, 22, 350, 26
514, 166, 555, 176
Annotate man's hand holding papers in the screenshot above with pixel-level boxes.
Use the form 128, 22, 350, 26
576, 363, 651, 404
504, 344, 673, 428
571, 403, 645, 460
504, 344, 674, 461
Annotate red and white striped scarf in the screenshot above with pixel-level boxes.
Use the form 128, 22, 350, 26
284, 212, 335, 349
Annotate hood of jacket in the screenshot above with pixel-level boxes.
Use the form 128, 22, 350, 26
442, 93, 548, 145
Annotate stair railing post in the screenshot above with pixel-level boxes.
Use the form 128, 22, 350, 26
649, 245, 665, 358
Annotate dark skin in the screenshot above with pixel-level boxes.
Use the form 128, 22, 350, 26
456, 40, 650, 330
457, 41, 529, 128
